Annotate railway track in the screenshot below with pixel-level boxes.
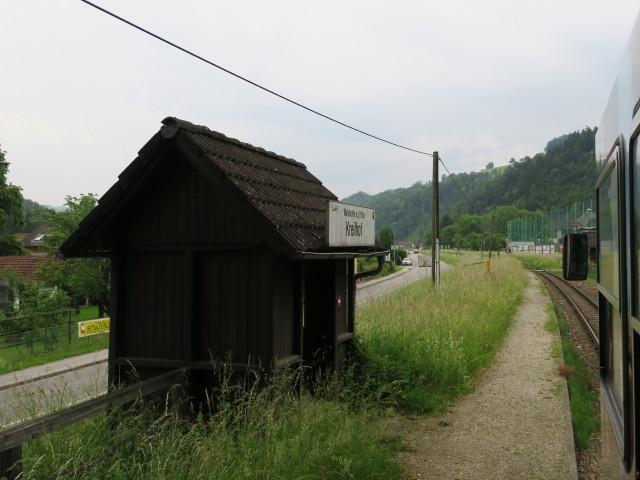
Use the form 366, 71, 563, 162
523, 264, 599, 347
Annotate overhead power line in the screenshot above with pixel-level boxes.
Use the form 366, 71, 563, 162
81, 1, 477, 211
438, 156, 478, 214
80, 0, 433, 157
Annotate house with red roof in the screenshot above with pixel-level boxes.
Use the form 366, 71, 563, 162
0, 256, 47, 282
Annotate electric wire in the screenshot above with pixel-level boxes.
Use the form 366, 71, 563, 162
80, 0, 433, 157
81, 1, 477, 215
439, 157, 478, 214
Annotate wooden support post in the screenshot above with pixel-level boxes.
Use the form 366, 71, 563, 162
0, 446, 22, 480
489, 215, 496, 259
431, 151, 439, 286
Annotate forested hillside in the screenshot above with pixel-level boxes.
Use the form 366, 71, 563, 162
342, 127, 596, 245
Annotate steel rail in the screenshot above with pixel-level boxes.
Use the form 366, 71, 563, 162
524, 264, 599, 347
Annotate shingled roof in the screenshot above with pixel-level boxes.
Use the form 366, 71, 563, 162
0, 256, 48, 282
162, 117, 337, 253
61, 117, 378, 258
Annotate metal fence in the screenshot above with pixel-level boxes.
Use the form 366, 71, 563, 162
507, 201, 596, 252
0, 310, 74, 353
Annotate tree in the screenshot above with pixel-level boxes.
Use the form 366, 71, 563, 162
485, 162, 494, 170
378, 226, 394, 250
342, 127, 596, 245
440, 223, 459, 247
441, 211, 459, 229
492, 205, 529, 237
37, 194, 110, 317
0, 146, 27, 255
24, 199, 52, 233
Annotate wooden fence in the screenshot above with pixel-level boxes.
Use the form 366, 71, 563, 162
0, 368, 186, 480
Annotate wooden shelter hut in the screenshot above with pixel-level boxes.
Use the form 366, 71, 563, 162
60, 117, 386, 399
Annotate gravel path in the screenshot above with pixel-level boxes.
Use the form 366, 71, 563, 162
394, 272, 578, 480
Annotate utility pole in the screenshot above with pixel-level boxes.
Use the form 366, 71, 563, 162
392, 222, 397, 265
431, 152, 440, 286
486, 215, 496, 274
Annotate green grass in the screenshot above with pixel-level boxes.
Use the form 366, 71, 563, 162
544, 304, 557, 333
542, 294, 598, 448
512, 252, 562, 270
512, 251, 597, 282
552, 307, 599, 449
440, 249, 484, 268
72, 306, 102, 322
355, 255, 528, 413
19, 369, 405, 480
0, 306, 108, 375
561, 338, 600, 448
440, 249, 506, 269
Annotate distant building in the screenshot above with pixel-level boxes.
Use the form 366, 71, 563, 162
397, 240, 424, 250
18, 224, 50, 256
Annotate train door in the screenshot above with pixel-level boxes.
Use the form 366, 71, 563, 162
597, 141, 632, 475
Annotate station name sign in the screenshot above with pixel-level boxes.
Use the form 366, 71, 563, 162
327, 201, 376, 247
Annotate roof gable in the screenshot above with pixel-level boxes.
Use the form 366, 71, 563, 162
61, 117, 355, 257
164, 118, 337, 253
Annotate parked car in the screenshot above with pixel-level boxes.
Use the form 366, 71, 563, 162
402, 257, 413, 266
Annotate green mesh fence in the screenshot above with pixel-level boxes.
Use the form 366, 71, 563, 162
507, 201, 596, 252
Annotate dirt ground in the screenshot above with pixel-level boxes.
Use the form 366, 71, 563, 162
392, 273, 578, 480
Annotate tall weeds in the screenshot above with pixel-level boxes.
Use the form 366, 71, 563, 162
356, 256, 528, 413
20, 366, 403, 480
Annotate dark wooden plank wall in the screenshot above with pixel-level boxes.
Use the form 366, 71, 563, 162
117, 150, 261, 246
120, 251, 184, 360
334, 260, 348, 337
272, 257, 298, 361
333, 259, 350, 372
194, 251, 273, 364
110, 152, 302, 370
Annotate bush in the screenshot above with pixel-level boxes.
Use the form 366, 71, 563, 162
379, 261, 397, 277
0, 267, 71, 324
393, 249, 407, 264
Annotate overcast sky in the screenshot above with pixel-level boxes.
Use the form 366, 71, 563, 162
1, 1, 639, 207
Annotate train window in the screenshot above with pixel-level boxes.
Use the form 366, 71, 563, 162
598, 152, 626, 452
598, 160, 619, 302
601, 301, 625, 415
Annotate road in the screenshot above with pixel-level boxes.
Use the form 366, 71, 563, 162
356, 253, 433, 304
0, 350, 108, 428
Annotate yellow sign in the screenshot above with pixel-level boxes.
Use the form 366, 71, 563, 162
78, 318, 110, 337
